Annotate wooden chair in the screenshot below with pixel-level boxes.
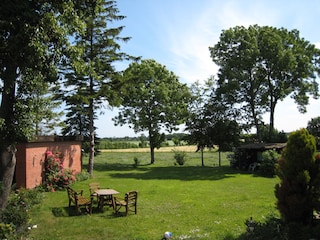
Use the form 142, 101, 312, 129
89, 182, 100, 201
113, 190, 138, 216
67, 186, 93, 214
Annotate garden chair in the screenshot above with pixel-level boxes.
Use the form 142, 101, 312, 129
113, 190, 138, 216
89, 182, 100, 201
67, 186, 93, 215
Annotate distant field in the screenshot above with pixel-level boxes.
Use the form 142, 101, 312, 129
101, 145, 199, 153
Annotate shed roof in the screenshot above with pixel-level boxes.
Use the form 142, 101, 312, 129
238, 142, 286, 150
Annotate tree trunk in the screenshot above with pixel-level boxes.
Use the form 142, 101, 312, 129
0, 64, 17, 142
201, 148, 204, 167
150, 146, 155, 164
218, 150, 221, 167
269, 98, 277, 142
88, 99, 95, 177
254, 117, 262, 143
249, 100, 262, 142
0, 63, 18, 210
0, 145, 17, 210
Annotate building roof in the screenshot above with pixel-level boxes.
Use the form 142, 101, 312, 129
238, 142, 286, 150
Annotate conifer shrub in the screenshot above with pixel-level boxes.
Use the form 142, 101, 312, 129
275, 128, 319, 224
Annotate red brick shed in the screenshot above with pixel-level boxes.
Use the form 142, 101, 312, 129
15, 136, 83, 189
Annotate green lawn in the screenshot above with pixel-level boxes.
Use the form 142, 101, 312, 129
28, 150, 279, 240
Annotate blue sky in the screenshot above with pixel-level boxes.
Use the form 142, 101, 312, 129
95, 0, 320, 138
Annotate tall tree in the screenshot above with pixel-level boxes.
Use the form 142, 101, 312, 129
57, 0, 133, 176
114, 59, 191, 164
210, 25, 320, 142
185, 79, 214, 166
0, 0, 83, 209
208, 119, 241, 166
186, 78, 241, 166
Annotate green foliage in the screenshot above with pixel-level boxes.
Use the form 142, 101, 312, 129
209, 119, 241, 151
0, 0, 87, 208
75, 170, 90, 182
259, 150, 281, 176
98, 140, 139, 149
173, 151, 187, 165
133, 157, 140, 168
138, 134, 148, 148
186, 79, 215, 151
210, 25, 320, 142
260, 124, 288, 143
241, 213, 320, 240
243, 213, 282, 240
0, 188, 43, 239
275, 128, 319, 224
283, 222, 320, 240
307, 116, 320, 148
56, 0, 134, 176
43, 150, 76, 191
0, 223, 15, 239
114, 59, 192, 163
16, 73, 64, 138
58, 0, 133, 136
186, 79, 241, 158
0, 0, 82, 143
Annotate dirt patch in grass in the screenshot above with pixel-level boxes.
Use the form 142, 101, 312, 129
101, 145, 198, 153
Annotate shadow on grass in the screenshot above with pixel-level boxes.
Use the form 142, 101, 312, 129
105, 165, 237, 181
52, 205, 115, 217
52, 206, 93, 217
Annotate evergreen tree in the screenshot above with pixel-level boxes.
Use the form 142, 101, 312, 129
275, 128, 320, 224
57, 0, 134, 176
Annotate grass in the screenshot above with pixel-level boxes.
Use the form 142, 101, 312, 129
28, 149, 279, 240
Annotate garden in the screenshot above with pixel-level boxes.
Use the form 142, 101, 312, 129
23, 149, 281, 240
2, 130, 320, 240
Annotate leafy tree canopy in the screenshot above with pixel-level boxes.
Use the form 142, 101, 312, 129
114, 59, 192, 163
210, 25, 320, 142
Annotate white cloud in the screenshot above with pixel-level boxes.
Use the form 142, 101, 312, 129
158, 0, 283, 84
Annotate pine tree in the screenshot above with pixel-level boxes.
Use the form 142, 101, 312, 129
58, 0, 133, 176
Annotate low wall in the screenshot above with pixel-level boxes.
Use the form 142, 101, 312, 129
16, 138, 82, 189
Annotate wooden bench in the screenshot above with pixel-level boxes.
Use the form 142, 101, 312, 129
67, 186, 93, 214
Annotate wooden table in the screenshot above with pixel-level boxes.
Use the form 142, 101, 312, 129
95, 189, 119, 211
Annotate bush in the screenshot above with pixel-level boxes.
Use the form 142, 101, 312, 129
43, 150, 76, 191
242, 214, 320, 240
259, 150, 280, 176
243, 213, 282, 240
0, 223, 15, 239
0, 188, 43, 239
173, 151, 187, 165
75, 170, 90, 182
133, 157, 140, 168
